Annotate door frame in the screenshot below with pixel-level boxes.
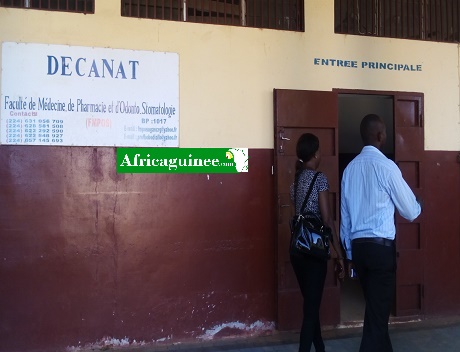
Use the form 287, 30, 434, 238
334, 88, 426, 318
274, 88, 426, 330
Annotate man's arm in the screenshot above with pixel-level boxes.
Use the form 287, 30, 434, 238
340, 184, 352, 260
387, 165, 422, 221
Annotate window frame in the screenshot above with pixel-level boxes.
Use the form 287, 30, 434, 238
334, 0, 460, 44
0, 0, 95, 14
121, 0, 305, 32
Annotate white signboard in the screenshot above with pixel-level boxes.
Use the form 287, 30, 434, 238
1, 42, 179, 147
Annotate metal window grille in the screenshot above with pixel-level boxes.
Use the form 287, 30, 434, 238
121, 0, 304, 32
334, 0, 460, 44
0, 0, 94, 13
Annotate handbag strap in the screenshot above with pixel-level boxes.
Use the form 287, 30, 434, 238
295, 171, 320, 215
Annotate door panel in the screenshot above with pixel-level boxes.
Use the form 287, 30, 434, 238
274, 89, 340, 330
398, 162, 420, 188
394, 94, 425, 316
274, 91, 338, 127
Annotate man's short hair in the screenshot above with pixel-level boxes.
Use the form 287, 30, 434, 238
360, 114, 384, 144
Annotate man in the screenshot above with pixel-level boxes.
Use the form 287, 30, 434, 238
340, 114, 422, 352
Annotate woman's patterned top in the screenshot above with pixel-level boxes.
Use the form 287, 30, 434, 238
290, 169, 329, 216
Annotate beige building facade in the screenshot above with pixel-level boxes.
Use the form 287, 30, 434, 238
1, 1, 459, 351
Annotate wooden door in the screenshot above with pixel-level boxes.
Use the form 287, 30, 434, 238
393, 94, 425, 316
274, 89, 340, 330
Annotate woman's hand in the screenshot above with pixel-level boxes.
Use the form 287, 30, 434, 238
335, 258, 345, 280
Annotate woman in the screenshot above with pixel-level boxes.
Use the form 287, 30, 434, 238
290, 133, 345, 352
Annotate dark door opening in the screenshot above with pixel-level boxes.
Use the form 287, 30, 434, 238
337, 91, 425, 322
338, 93, 394, 323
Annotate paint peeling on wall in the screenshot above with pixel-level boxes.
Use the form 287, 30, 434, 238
66, 335, 177, 351
64, 314, 276, 350
197, 320, 275, 340
66, 337, 146, 351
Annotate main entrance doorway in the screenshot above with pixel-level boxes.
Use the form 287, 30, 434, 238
338, 93, 394, 323
274, 89, 425, 330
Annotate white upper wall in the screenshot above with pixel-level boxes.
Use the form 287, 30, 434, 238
1, 0, 459, 150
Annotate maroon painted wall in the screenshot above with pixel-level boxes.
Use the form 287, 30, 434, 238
1, 147, 459, 352
422, 151, 460, 315
0, 147, 276, 352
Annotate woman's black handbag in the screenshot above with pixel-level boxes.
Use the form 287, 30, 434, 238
289, 172, 331, 260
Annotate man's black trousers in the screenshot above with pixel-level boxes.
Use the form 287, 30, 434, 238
352, 240, 397, 352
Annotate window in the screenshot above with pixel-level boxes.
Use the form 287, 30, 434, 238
335, 0, 460, 44
121, 0, 304, 32
0, 0, 94, 13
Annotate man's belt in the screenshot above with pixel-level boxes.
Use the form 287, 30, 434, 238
352, 237, 395, 247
